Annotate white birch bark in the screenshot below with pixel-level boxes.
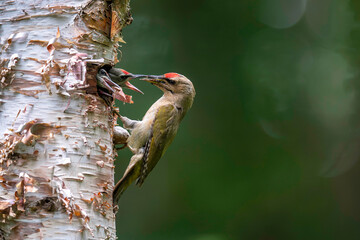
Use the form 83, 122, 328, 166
0, 0, 131, 239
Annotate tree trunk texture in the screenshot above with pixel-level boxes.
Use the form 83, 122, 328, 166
0, 0, 131, 239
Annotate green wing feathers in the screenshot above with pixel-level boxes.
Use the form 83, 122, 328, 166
137, 104, 178, 186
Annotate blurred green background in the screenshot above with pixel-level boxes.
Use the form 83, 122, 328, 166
114, 0, 360, 239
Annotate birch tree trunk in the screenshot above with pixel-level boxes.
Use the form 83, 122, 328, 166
0, 0, 131, 239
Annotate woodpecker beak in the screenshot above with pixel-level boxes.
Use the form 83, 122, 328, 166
97, 74, 115, 93
131, 74, 149, 79
119, 74, 146, 94
140, 75, 167, 85
124, 81, 144, 94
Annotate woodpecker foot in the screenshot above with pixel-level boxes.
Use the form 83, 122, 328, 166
113, 126, 129, 146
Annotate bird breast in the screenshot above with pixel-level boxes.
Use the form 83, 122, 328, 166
127, 117, 153, 152
127, 97, 175, 152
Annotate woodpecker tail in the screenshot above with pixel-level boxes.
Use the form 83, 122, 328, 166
113, 175, 129, 204
113, 154, 142, 205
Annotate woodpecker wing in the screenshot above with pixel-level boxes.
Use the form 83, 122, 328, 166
136, 104, 179, 186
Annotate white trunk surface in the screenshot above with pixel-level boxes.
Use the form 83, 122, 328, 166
0, 0, 131, 239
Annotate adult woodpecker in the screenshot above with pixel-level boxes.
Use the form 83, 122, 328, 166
113, 72, 196, 203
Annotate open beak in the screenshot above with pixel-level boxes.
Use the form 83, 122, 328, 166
97, 75, 115, 93
119, 74, 146, 94
124, 81, 144, 94
98, 70, 119, 88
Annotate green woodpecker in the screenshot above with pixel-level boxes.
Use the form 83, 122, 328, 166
113, 73, 196, 203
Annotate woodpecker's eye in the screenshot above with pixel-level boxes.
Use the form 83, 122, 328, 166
166, 79, 176, 85
99, 69, 108, 75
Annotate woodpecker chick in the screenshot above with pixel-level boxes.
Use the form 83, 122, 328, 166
97, 69, 128, 102
97, 68, 144, 104
106, 67, 145, 94
113, 72, 196, 203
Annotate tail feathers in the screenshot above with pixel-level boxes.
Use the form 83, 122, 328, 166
113, 161, 141, 204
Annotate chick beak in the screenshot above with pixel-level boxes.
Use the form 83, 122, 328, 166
121, 74, 147, 94
124, 81, 144, 94
97, 75, 115, 93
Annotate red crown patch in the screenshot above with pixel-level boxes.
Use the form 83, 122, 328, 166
164, 73, 180, 78
120, 69, 130, 75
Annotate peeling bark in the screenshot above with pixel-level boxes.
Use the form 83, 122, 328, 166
0, 0, 131, 239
